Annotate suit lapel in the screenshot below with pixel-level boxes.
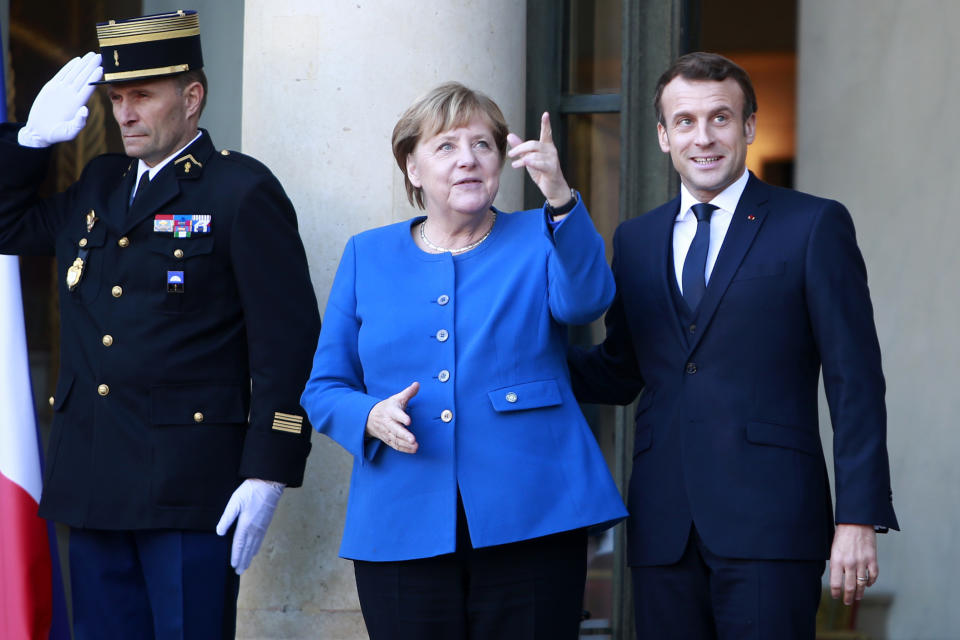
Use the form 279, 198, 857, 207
124, 166, 180, 233
686, 175, 770, 355
648, 196, 690, 350
118, 131, 214, 234
99, 161, 136, 235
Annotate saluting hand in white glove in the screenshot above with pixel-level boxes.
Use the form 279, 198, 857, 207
215, 478, 285, 575
18, 51, 103, 148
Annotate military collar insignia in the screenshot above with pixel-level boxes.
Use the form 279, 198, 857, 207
86, 209, 99, 232
174, 153, 203, 178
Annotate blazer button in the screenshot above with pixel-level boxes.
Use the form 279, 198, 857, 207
194, 412, 204, 423
438, 369, 450, 382
48, 396, 55, 407
102, 334, 114, 347
78, 238, 88, 248
685, 362, 697, 374
437, 294, 450, 306
174, 248, 184, 259
505, 391, 518, 403
689, 324, 696, 333
118, 237, 130, 248
111, 285, 123, 298
97, 384, 110, 396
440, 409, 453, 423
436, 329, 449, 342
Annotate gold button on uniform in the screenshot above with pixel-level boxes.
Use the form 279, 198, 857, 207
440, 409, 453, 423
438, 369, 450, 382
193, 412, 204, 423
174, 249, 184, 259
437, 294, 450, 306
221, 149, 230, 156
97, 384, 110, 396
78, 238, 88, 248
112, 285, 123, 298
118, 237, 130, 248
102, 334, 114, 347
436, 329, 449, 342
505, 391, 518, 403
48, 396, 55, 407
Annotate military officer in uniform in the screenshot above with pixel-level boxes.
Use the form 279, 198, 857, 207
0, 11, 320, 639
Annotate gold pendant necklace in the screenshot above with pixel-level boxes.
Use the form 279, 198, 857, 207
420, 211, 497, 255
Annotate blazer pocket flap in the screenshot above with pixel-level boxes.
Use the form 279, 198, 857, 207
746, 421, 818, 456
734, 261, 786, 281
150, 384, 248, 425
488, 379, 562, 413
51, 373, 75, 411
145, 234, 215, 259
73, 222, 107, 248
634, 387, 656, 415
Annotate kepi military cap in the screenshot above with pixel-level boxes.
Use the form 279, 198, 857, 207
93, 10, 203, 84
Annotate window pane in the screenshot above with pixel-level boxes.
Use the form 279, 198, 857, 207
567, 0, 622, 94
565, 112, 620, 264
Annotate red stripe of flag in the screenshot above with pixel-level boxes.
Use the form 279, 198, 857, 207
0, 472, 53, 639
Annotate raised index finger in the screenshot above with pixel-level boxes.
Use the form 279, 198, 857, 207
539, 111, 553, 145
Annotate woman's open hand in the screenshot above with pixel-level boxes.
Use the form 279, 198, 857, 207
365, 381, 420, 454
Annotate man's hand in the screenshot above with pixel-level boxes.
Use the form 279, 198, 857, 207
18, 51, 103, 148
365, 381, 419, 454
829, 523, 879, 605
506, 112, 572, 213
215, 478, 284, 575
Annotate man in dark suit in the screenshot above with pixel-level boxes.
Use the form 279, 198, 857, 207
0, 11, 320, 638
569, 52, 898, 638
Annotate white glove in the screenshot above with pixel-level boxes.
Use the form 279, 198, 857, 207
215, 478, 285, 575
18, 51, 103, 148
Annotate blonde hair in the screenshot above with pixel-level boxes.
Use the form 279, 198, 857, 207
392, 82, 509, 209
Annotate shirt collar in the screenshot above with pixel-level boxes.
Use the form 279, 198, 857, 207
136, 130, 203, 184
676, 168, 750, 221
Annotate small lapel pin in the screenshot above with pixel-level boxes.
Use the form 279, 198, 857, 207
747, 214, 756, 221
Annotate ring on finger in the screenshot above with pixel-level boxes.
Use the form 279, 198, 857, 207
856, 576, 868, 583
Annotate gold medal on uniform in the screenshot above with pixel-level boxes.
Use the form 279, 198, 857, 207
66, 257, 85, 291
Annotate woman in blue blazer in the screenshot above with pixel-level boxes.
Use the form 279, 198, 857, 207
300, 82, 626, 639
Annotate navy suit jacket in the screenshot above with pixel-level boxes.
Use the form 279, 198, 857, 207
570, 174, 899, 566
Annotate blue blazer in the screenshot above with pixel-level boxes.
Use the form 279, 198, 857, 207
301, 200, 627, 561
570, 175, 899, 566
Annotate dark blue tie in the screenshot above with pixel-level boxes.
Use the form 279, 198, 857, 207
129, 171, 150, 209
681, 203, 718, 310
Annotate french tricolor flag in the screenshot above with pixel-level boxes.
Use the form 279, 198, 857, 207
0, 23, 68, 639
0, 256, 55, 639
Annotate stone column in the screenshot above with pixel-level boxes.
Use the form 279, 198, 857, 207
239, 2, 526, 637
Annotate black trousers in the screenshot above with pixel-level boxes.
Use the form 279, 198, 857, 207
354, 496, 588, 640
631, 525, 824, 640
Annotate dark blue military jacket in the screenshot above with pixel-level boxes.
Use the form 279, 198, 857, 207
0, 126, 321, 531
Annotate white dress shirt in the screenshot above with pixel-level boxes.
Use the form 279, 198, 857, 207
672, 169, 750, 294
